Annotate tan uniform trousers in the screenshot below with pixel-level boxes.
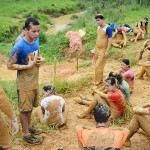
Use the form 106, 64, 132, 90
128, 114, 150, 138
95, 50, 106, 84
94, 25, 108, 85
139, 66, 150, 78
0, 115, 11, 149
0, 86, 13, 149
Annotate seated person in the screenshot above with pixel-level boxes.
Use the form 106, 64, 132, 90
120, 59, 134, 93
112, 29, 127, 48
76, 104, 129, 150
75, 72, 130, 105
139, 39, 150, 60
34, 85, 68, 127
0, 85, 19, 150
131, 17, 148, 43
137, 60, 150, 79
77, 77, 127, 120
124, 104, 150, 147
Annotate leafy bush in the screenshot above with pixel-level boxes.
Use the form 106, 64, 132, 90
39, 32, 47, 44
0, 80, 18, 106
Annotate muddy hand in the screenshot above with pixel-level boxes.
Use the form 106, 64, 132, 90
104, 51, 109, 58
28, 55, 35, 68
35, 56, 45, 67
9, 118, 19, 136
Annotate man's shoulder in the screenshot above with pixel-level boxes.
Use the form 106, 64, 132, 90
13, 38, 26, 49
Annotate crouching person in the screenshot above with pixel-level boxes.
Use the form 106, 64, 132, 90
76, 104, 129, 150
34, 85, 68, 128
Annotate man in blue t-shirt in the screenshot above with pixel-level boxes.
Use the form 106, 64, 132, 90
94, 14, 112, 85
7, 18, 44, 144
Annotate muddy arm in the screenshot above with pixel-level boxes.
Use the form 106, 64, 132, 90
122, 31, 127, 46
93, 89, 108, 99
137, 22, 144, 33
112, 32, 117, 38
7, 55, 35, 70
137, 61, 150, 67
0, 86, 13, 119
145, 25, 148, 33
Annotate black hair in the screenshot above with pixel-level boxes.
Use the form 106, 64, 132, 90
23, 26, 25, 30
94, 104, 111, 123
105, 77, 116, 86
24, 18, 39, 30
42, 85, 55, 95
122, 59, 130, 65
108, 72, 123, 85
108, 71, 116, 78
95, 14, 104, 20
116, 74, 123, 85
144, 17, 148, 26
144, 17, 148, 21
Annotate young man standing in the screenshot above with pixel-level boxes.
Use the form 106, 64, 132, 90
7, 18, 44, 144
94, 14, 112, 85
76, 104, 129, 150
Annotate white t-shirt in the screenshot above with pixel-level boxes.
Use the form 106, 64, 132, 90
40, 95, 65, 124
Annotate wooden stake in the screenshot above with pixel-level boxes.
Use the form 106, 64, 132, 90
54, 57, 56, 79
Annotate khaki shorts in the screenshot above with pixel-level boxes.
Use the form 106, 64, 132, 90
17, 89, 39, 112
0, 115, 11, 149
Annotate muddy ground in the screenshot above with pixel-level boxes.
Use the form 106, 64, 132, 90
0, 38, 150, 150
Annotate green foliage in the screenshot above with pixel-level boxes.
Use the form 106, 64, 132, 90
0, 43, 13, 56
0, 0, 83, 43
49, 76, 92, 95
0, 80, 18, 106
70, 15, 79, 20
39, 32, 47, 44
0, 0, 150, 64
84, 42, 95, 51
78, 60, 92, 68
111, 103, 133, 126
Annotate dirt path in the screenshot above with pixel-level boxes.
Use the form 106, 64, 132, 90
0, 39, 150, 149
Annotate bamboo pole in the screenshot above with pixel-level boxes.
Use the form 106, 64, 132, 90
54, 57, 56, 79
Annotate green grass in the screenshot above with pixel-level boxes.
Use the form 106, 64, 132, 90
0, 1, 150, 63
111, 103, 133, 127
0, 0, 84, 42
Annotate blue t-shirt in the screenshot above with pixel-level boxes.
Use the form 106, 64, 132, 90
9, 38, 40, 90
106, 26, 112, 38
98, 25, 112, 38
10, 38, 40, 66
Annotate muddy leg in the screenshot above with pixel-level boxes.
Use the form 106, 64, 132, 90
112, 42, 121, 48
34, 106, 45, 123
62, 106, 69, 125
135, 33, 142, 43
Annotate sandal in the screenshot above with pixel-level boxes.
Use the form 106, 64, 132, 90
29, 127, 43, 135
23, 135, 43, 144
